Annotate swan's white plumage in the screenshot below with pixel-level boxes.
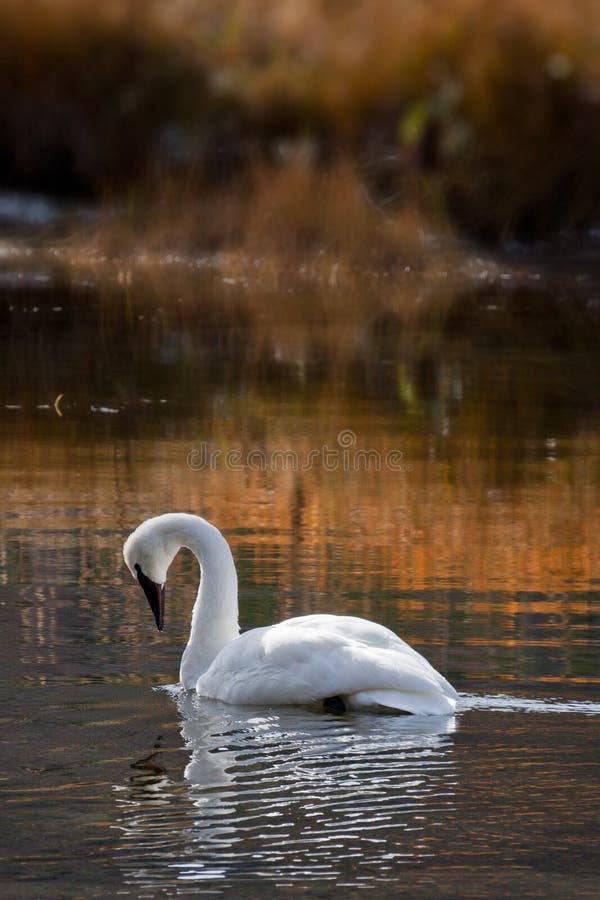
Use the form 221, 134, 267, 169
197, 616, 456, 714
124, 513, 458, 715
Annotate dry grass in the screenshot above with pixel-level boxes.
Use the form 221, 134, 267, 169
1, 0, 599, 248
45, 155, 447, 293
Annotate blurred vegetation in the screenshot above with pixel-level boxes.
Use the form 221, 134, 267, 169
1, 0, 600, 247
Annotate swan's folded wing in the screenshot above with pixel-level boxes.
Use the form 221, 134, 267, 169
196, 616, 457, 712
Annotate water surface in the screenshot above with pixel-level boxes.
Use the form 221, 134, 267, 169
1, 264, 599, 896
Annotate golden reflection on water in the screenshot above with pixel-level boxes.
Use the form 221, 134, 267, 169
3, 424, 598, 690
1, 276, 599, 691
2, 431, 598, 595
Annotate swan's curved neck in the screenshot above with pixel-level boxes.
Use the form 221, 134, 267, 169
173, 515, 239, 689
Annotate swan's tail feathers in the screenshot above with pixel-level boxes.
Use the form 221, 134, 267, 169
349, 689, 458, 716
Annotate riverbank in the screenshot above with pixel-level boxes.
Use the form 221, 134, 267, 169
2, 0, 599, 248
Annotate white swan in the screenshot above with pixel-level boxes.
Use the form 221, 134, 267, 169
123, 513, 458, 715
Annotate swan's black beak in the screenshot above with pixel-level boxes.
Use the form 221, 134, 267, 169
135, 564, 165, 631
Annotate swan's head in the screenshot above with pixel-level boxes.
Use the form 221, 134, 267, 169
123, 516, 181, 631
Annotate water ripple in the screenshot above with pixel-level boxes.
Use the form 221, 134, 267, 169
113, 696, 457, 889
460, 693, 600, 716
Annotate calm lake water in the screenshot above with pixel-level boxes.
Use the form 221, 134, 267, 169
1, 257, 599, 897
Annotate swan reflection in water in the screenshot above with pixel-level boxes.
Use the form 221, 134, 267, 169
114, 691, 457, 890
